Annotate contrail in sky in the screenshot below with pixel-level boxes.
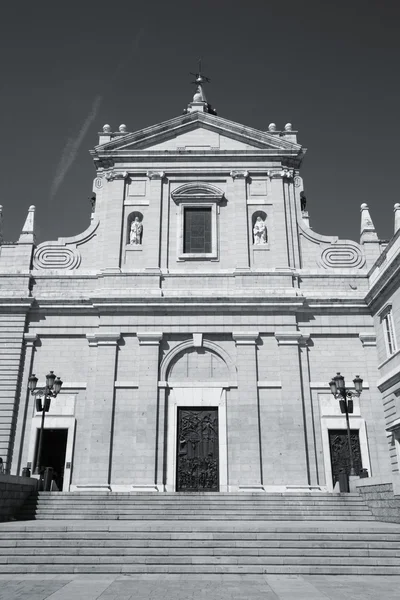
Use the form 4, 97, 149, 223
49, 95, 102, 200
49, 28, 145, 201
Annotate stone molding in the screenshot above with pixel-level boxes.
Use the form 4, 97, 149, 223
105, 170, 129, 181
232, 331, 259, 345
171, 182, 224, 204
86, 332, 121, 346
23, 333, 38, 346
146, 170, 165, 181
274, 331, 309, 346
359, 332, 377, 347
137, 331, 163, 345
114, 381, 139, 388
159, 338, 236, 382
257, 381, 282, 388
230, 170, 249, 180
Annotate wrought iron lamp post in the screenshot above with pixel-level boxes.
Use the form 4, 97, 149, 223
329, 372, 363, 477
28, 371, 63, 474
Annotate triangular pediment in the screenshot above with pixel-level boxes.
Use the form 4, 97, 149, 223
94, 112, 302, 156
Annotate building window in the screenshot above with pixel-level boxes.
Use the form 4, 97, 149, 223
383, 309, 397, 356
184, 207, 212, 254
171, 182, 224, 261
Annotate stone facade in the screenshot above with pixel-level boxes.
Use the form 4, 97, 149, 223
0, 94, 396, 493
366, 211, 400, 495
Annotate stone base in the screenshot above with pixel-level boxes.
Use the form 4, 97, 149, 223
70, 485, 111, 492
238, 485, 265, 493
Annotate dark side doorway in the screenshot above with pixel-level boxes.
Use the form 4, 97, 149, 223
329, 428, 362, 486
34, 428, 68, 491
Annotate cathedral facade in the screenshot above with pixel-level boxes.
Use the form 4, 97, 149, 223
0, 82, 397, 493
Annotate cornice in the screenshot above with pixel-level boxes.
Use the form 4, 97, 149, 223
94, 111, 303, 154
137, 331, 163, 345
232, 331, 259, 345
274, 331, 310, 346
86, 332, 121, 346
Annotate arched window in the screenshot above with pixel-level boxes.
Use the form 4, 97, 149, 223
252, 211, 268, 245
127, 211, 143, 245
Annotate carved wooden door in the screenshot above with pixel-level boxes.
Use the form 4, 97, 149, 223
329, 429, 363, 485
176, 407, 219, 491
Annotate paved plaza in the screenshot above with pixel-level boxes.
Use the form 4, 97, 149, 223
0, 574, 399, 600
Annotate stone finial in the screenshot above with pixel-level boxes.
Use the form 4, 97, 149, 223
394, 203, 400, 234
284, 123, 292, 131
18, 205, 36, 244
268, 123, 277, 132
102, 124, 111, 133
119, 124, 127, 133
360, 203, 378, 245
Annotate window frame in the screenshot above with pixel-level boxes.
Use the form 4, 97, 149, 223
379, 303, 397, 357
171, 182, 224, 262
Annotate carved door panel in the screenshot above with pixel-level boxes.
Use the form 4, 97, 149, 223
329, 429, 363, 485
176, 407, 219, 492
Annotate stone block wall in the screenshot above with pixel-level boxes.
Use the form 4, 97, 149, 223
0, 475, 37, 521
357, 481, 400, 523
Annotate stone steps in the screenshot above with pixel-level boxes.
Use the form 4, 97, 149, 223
16, 491, 374, 521
4, 492, 399, 574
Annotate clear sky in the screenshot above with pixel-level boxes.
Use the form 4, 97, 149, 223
1, 0, 399, 244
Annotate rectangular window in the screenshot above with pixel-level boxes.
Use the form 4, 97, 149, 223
183, 207, 212, 254
384, 309, 397, 356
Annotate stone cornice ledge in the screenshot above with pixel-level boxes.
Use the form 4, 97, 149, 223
86, 332, 121, 346
137, 332, 163, 345
115, 381, 139, 388
359, 332, 377, 347
275, 332, 310, 346
232, 331, 259, 345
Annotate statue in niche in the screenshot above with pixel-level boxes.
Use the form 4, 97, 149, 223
253, 216, 267, 245
130, 216, 143, 245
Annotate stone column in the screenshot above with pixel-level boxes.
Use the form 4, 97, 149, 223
274, 331, 310, 485
145, 171, 164, 271
76, 332, 120, 490
231, 331, 263, 490
230, 170, 250, 270
12, 333, 38, 475
133, 331, 163, 491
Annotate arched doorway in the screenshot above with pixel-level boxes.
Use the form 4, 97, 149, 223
162, 342, 234, 492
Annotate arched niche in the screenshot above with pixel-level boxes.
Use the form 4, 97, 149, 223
252, 210, 268, 245
127, 211, 143, 245
160, 339, 236, 385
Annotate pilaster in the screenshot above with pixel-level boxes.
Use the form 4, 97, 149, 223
12, 333, 38, 475
74, 332, 120, 489
101, 178, 126, 271
231, 331, 262, 490
133, 331, 163, 491
273, 331, 310, 485
145, 172, 164, 271
230, 171, 250, 270
358, 333, 392, 480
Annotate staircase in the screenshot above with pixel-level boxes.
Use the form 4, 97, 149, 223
17, 491, 376, 521
1, 491, 399, 575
